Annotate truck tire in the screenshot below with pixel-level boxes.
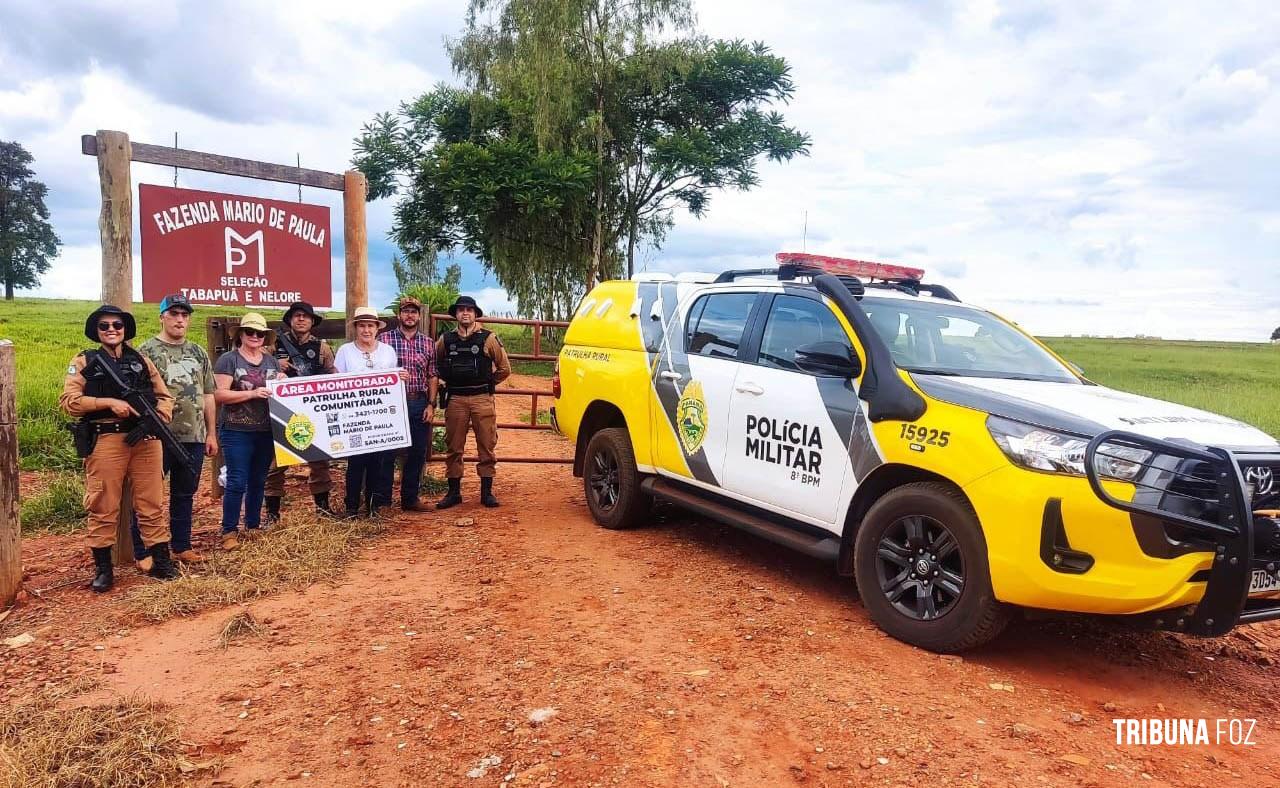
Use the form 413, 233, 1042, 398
583, 427, 648, 530
853, 482, 1008, 653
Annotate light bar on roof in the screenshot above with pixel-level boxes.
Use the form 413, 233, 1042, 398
776, 252, 925, 281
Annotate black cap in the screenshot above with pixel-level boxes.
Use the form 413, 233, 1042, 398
85, 305, 137, 342
447, 295, 483, 318
159, 293, 194, 314
282, 301, 323, 326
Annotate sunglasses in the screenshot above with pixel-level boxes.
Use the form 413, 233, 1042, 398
362, 351, 374, 368
241, 328, 267, 338
97, 321, 125, 331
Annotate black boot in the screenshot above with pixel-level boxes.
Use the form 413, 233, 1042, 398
435, 478, 462, 510
148, 542, 181, 581
266, 495, 282, 523
314, 492, 334, 516
90, 547, 114, 593
480, 477, 500, 508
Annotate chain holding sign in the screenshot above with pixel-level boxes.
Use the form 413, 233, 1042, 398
268, 371, 410, 466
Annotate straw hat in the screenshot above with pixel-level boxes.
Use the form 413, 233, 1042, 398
348, 306, 387, 330
235, 312, 274, 339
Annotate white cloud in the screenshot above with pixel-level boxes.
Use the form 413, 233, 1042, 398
2, 0, 1278, 341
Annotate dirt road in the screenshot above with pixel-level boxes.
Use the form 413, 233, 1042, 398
5, 375, 1278, 786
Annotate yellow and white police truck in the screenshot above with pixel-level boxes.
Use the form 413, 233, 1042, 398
552, 253, 1280, 652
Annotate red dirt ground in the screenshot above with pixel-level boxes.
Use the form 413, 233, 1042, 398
4, 373, 1279, 786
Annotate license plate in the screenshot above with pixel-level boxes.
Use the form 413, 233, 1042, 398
1249, 569, 1280, 595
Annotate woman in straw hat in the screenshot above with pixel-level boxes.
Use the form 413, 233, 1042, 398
213, 312, 283, 550
334, 307, 407, 518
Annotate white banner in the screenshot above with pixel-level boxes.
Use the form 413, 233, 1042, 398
267, 371, 410, 467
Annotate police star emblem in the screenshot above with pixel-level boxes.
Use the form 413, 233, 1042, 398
676, 379, 708, 455
285, 412, 317, 451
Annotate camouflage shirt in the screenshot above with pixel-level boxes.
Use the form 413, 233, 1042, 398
137, 337, 215, 442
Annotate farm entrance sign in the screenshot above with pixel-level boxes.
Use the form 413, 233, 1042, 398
139, 184, 332, 307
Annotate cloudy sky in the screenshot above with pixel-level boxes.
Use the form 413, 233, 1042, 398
2, 0, 1277, 340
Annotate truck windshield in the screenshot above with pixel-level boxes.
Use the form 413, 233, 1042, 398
860, 296, 1078, 383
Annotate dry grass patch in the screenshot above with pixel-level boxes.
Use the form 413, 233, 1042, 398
128, 510, 386, 622
0, 691, 191, 788
216, 609, 265, 648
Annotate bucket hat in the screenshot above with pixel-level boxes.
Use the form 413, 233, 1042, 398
85, 305, 137, 342
282, 301, 323, 326
448, 295, 483, 318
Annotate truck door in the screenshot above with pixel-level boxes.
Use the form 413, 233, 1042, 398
723, 293, 873, 528
650, 290, 762, 490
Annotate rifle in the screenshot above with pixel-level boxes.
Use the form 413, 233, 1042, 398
86, 350, 197, 474
275, 330, 312, 377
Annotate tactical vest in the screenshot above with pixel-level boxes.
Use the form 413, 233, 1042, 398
440, 329, 494, 395
279, 333, 325, 377
79, 346, 155, 422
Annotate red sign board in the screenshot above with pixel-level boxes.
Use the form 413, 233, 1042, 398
139, 184, 332, 307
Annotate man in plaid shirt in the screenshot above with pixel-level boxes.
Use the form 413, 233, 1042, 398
378, 296, 439, 511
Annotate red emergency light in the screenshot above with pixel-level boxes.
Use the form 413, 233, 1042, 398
776, 252, 925, 281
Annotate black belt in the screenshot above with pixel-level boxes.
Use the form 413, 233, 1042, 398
90, 421, 133, 434
406, 393, 429, 401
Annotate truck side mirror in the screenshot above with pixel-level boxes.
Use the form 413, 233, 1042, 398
795, 341, 862, 378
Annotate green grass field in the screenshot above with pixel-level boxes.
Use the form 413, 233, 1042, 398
1, 297, 1274, 471
1042, 337, 1279, 438
0, 297, 561, 471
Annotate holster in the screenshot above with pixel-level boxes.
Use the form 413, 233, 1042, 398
67, 422, 98, 458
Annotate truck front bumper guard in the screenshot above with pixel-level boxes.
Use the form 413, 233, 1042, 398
1085, 430, 1280, 636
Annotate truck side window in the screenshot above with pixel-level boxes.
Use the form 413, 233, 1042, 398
759, 295, 853, 372
686, 293, 756, 358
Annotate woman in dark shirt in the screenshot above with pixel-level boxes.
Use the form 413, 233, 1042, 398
213, 313, 282, 550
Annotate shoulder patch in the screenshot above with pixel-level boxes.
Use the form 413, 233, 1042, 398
67, 363, 77, 374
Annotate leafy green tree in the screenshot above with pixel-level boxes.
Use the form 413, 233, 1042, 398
450, 0, 696, 287
354, 3, 808, 315
0, 141, 61, 300
356, 88, 599, 320
611, 38, 809, 276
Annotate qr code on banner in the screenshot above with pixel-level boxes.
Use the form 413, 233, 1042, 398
326, 412, 340, 424
349, 434, 363, 448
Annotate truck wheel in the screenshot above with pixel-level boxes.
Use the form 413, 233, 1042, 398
853, 482, 1009, 653
583, 427, 647, 530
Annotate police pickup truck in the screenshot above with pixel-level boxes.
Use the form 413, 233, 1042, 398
552, 253, 1280, 652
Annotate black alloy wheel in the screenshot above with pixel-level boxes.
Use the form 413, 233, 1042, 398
874, 514, 965, 621
588, 444, 621, 512
853, 482, 1008, 652
582, 427, 647, 529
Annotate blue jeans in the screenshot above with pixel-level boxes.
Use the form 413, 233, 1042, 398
346, 450, 392, 513
220, 429, 274, 534
130, 441, 206, 559
381, 396, 430, 506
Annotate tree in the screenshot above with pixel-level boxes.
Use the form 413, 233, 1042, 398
611, 38, 810, 276
0, 141, 60, 300
450, 0, 696, 287
1272, 326, 1280, 342
354, 4, 808, 316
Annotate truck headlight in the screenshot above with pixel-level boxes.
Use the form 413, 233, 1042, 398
986, 415, 1151, 481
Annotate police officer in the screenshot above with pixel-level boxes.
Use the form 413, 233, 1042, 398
59, 305, 179, 592
265, 301, 337, 518
435, 295, 511, 509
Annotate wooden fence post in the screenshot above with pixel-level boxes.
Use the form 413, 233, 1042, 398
1, 341, 21, 607
95, 129, 136, 566
96, 130, 133, 308
343, 170, 368, 338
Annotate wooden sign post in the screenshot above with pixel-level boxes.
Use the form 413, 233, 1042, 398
0, 341, 20, 607
84, 130, 369, 564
